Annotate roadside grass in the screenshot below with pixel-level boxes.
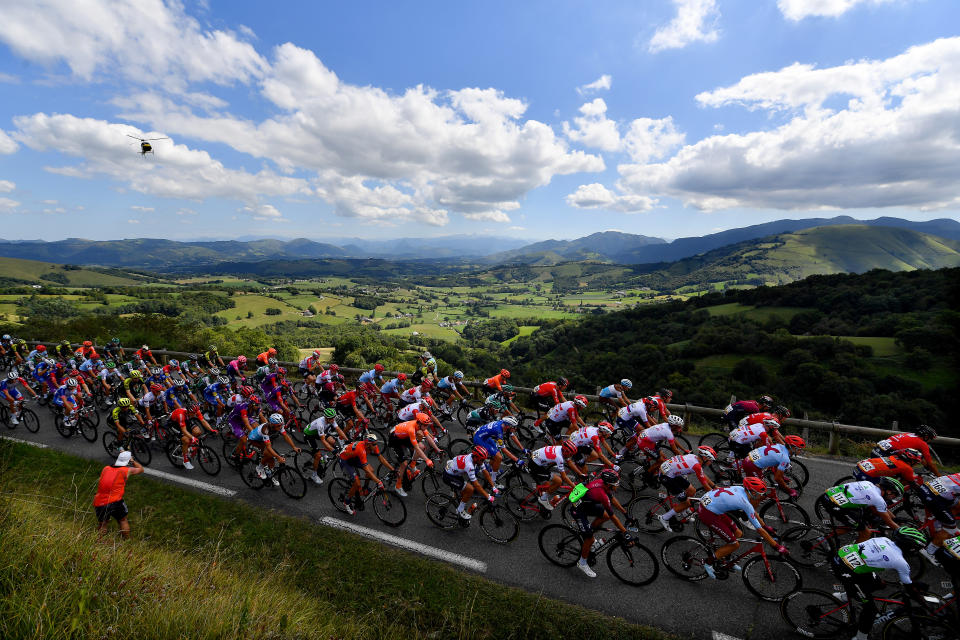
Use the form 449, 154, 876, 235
0, 442, 674, 640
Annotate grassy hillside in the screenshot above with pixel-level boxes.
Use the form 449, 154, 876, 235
0, 256, 147, 286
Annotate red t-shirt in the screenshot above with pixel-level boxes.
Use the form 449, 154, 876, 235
93, 466, 129, 506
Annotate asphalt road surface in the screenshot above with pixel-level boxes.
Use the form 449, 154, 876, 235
3, 406, 953, 640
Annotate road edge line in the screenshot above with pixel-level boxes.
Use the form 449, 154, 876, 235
143, 468, 237, 497
0, 435, 49, 448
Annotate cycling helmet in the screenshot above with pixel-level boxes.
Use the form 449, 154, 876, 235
117, 398, 131, 407
329, 364, 339, 372
6, 371, 16, 380
742, 477, 767, 494
209, 345, 218, 352
217, 376, 229, 385
916, 424, 938, 440
471, 445, 489, 462
597, 421, 614, 437
37, 345, 46, 352
759, 395, 774, 409
268, 358, 278, 366
2, 335, 9, 340
599, 469, 620, 486
416, 413, 432, 424
894, 448, 924, 465
150, 383, 163, 393
502, 384, 514, 394
313, 349, 322, 358
66, 378, 78, 388
878, 477, 905, 495
774, 405, 792, 419
420, 379, 433, 390
453, 371, 464, 380
266, 348, 276, 356
502, 416, 518, 428
667, 415, 684, 429
151, 367, 161, 375
557, 377, 569, 387
762, 418, 781, 430
141, 345, 149, 350
168, 359, 178, 367
239, 386, 254, 398
892, 526, 927, 551
269, 413, 284, 425
561, 440, 578, 457
237, 355, 247, 364
189, 353, 198, 361
105, 361, 116, 368
130, 370, 142, 379
784, 435, 806, 450
209, 367, 221, 375
574, 395, 588, 408
374, 363, 385, 373
365, 433, 379, 444
620, 379, 632, 389
426, 358, 436, 368
500, 369, 510, 378
323, 407, 336, 419
83, 340, 93, 347
174, 378, 185, 387
248, 395, 261, 405
277, 367, 286, 375
659, 388, 673, 400
111, 337, 120, 344
397, 373, 407, 381
697, 446, 717, 462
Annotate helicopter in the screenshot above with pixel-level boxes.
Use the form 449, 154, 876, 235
126, 134, 169, 156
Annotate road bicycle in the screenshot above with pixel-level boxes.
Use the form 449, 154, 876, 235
328, 474, 407, 527
165, 432, 222, 476
538, 524, 659, 586
0, 397, 40, 433
424, 488, 519, 544
626, 492, 703, 534
239, 452, 307, 499
53, 404, 98, 443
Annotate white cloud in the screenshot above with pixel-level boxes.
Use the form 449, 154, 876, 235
130, 205, 154, 212
563, 99, 622, 152
127, 219, 140, 224
0, 197, 19, 212
622, 116, 686, 163
778, 0, 901, 21
508, 225, 526, 231
566, 183, 656, 212
610, 37, 960, 211
0, 130, 18, 154
0, 72, 18, 83
0, 180, 14, 193
241, 203, 284, 221
0, 0, 267, 89
649, 0, 720, 53
463, 210, 511, 223
176, 208, 197, 216
43, 207, 67, 214
564, 100, 685, 163
577, 74, 612, 95
42, 199, 58, 205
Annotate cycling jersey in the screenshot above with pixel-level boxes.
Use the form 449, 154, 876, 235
579, 478, 613, 515
473, 420, 506, 455
637, 423, 674, 447
660, 453, 708, 482
358, 369, 382, 385
260, 373, 281, 395
399, 386, 424, 404
168, 407, 189, 429
483, 373, 507, 391
875, 433, 933, 467
317, 368, 334, 384
0, 377, 27, 396
340, 440, 373, 465
645, 395, 669, 416
740, 412, 781, 430
297, 355, 316, 370
52, 385, 74, 407
533, 381, 563, 404
729, 424, 769, 445
380, 378, 403, 394
436, 376, 456, 390
138, 391, 157, 407
700, 485, 762, 529
531, 445, 567, 472
617, 401, 648, 424
110, 406, 139, 423
837, 538, 911, 584
546, 400, 578, 423
444, 454, 479, 482
247, 425, 272, 442
745, 443, 791, 471
304, 416, 336, 437
202, 384, 223, 401
825, 481, 888, 511
599, 384, 622, 399
397, 401, 430, 422
569, 426, 602, 451
226, 359, 244, 377
924, 474, 960, 501
336, 390, 359, 407
391, 420, 418, 442
161, 387, 180, 409
855, 457, 918, 484
122, 377, 144, 392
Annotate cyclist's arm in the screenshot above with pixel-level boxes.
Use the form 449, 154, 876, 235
873, 506, 899, 530
360, 462, 381, 485
375, 452, 394, 473
281, 430, 300, 452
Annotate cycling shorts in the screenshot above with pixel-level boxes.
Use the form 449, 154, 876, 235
531, 391, 553, 410
740, 458, 765, 478
230, 420, 246, 440
569, 501, 606, 533
266, 396, 284, 413
697, 505, 739, 543
202, 391, 220, 404
6, 388, 21, 400
527, 461, 553, 484
338, 458, 360, 479
918, 484, 957, 527
661, 474, 691, 498
442, 471, 466, 493
815, 494, 870, 530
298, 366, 311, 378
544, 419, 569, 439
474, 436, 500, 458
388, 433, 413, 461
615, 416, 638, 433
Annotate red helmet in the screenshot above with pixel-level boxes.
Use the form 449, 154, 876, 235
742, 477, 768, 494
329, 364, 339, 372
471, 445, 489, 462
83, 340, 93, 347
277, 367, 286, 375
420, 379, 432, 390
561, 440, 578, 457
374, 363, 385, 373
416, 413, 432, 424
697, 446, 717, 461
894, 448, 924, 465
37, 345, 46, 352
248, 395, 261, 405
397, 373, 407, 381
150, 383, 163, 393
240, 386, 254, 398
574, 395, 588, 408
784, 435, 806, 450
268, 348, 277, 356
500, 369, 510, 378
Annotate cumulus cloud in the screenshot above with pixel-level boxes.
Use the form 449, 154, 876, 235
0, 0, 266, 89
623, 117, 685, 163
649, 0, 720, 53
0, 180, 14, 193
463, 210, 511, 223
577, 74, 612, 95
241, 203, 284, 221
564, 100, 684, 164
566, 183, 656, 212
778, 0, 901, 21
0, 130, 18, 154
0, 197, 19, 212
608, 37, 960, 211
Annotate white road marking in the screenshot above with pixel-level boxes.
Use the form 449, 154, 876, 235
0, 435, 48, 448
802, 456, 856, 468
143, 468, 236, 497
320, 516, 488, 573
712, 632, 743, 640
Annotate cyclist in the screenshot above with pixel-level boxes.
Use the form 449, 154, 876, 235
417, 357, 438, 384
472, 415, 525, 486
134, 344, 157, 366
443, 446, 497, 521
357, 363, 385, 399
598, 379, 633, 413
657, 446, 718, 531
25, 343, 47, 366
297, 350, 323, 387
338, 434, 393, 515
105, 337, 125, 362
568, 469, 633, 578
225, 354, 247, 383
396, 397, 444, 455
249, 413, 301, 484
111, 397, 145, 445
816, 478, 903, 543
617, 414, 686, 464
528, 440, 586, 510
721, 395, 775, 429
255, 347, 278, 368
199, 345, 225, 370
831, 527, 929, 640
539, 395, 589, 440
398, 378, 432, 407
738, 407, 790, 445
2, 370, 37, 424
32, 357, 57, 397
52, 378, 80, 424
378, 373, 406, 413
741, 436, 805, 498
334, 387, 367, 432
387, 414, 435, 497
482, 369, 511, 396
435, 370, 468, 411
613, 398, 656, 449
261, 367, 295, 419
54, 339, 73, 362
227, 395, 263, 460
568, 421, 618, 468
913, 473, 960, 561
643, 389, 673, 423
138, 383, 165, 423
122, 369, 146, 405
873, 425, 940, 475
203, 375, 230, 418
531, 377, 569, 419
697, 477, 787, 579
726, 419, 775, 460
853, 449, 925, 487
168, 403, 214, 470
303, 408, 349, 485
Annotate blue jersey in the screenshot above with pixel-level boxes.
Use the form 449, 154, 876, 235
747, 443, 792, 471
247, 425, 270, 442
52, 385, 74, 406
0, 378, 24, 396
358, 369, 382, 384
700, 485, 761, 528
437, 376, 455, 390
79, 358, 95, 372
599, 384, 621, 399
473, 420, 506, 454
380, 378, 403, 394
162, 387, 180, 409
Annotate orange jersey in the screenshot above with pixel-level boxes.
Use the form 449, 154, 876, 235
391, 420, 418, 442
93, 466, 129, 506
483, 374, 505, 390
340, 441, 371, 465
857, 456, 918, 484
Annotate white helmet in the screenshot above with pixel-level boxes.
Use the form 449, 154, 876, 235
667, 415, 684, 428
620, 379, 633, 389
268, 413, 284, 425
502, 416, 518, 427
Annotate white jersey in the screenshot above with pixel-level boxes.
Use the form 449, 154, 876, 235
546, 400, 577, 422
225, 392, 243, 408
729, 424, 768, 445
445, 454, 479, 482
926, 474, 960, 501
531, 446, 566, 472
400, 386, 424, 403
397, 401, 429, 421
569, 426, 601, 449
840, 537, 911, 584
827, 481, 888, 512
660, 454, 702, 479
639, 423, 674, 443
618, 401, 648, 423
317, 369, 334, 384
138, 391, 156, 406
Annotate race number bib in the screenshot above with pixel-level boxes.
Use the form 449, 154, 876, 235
876, 439, 892, 452
827, 487, 850, 506
699, 495, 713, 508
748, 449, 763, 463
840, 547, 866, 570
943, 537, 960, 561
858, 460, 875, 472
928, 479, 949, 496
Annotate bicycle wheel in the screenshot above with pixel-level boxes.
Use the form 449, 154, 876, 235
19, 408, 40, 433
456, 402, 474, 427
759, 500, 809, 533
741, 555, 801, 602
221, 435, 243, 470
79, 417, 98, 443
0, 404, 10, 429
278, 467, 307, 499
129, 437, 151, 466
102, 430, 122, 459
54, 414, 71, 438
166, 441, 185, 468
372, 489, 407, 527
240, 459, 265, 490
625, 495, 671, 534
504, 483, 543, 522
197, 445, 221, 476
424, 492, 460, 529
699, 432, 729, 449
448, 438, 472, 457
83, 408, 101, 429
327, 478, 353, 513
606, 539, 659, 586
882, 614, 953, 640
779, 589, 852, 639
537, 524, 582, 568
781, 525, 834, 568
792, 459, 810, 486
479, 503, 519, 544
660, 535, 711, 581
419, 469, 441, 496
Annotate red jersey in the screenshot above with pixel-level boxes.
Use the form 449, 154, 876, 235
877, 433, 933, 466
336, 390, 358, 407
534, 382, 562, 404
340, 440, 373, 465
581, 478, 613, 514
856, 456, 919, 484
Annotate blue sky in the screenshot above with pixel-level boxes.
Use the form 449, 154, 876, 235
0, 0, 958, 242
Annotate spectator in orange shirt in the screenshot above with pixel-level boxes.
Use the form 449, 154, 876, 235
93, 451, 144, 540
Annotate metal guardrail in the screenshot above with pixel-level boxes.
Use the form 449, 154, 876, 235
27, 342, 960, 453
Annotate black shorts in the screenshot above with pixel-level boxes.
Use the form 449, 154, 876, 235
95, 500, 128, 523
304, 433, 324, 452
442, 471, 466, 492
388, 433, 413, 462
729, 441, 753, 459
531, 392, 552, 411
528, 461, 553, 484
545, 419, 569, 439
298, 366, 310, 378
335, 405, 354, 422
661, 474, 691, 498
570, 501, 606, 533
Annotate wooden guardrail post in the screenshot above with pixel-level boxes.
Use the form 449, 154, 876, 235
684, 402, 691, 425
828, 421, 841, 455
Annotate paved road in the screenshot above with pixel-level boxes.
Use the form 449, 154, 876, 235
3, 406, 952, 640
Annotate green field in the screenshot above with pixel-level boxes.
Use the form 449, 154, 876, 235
701, 302, 811, 322
502, 325, 539, 345
0, 256, 145, 286
799, 335, 902, 357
